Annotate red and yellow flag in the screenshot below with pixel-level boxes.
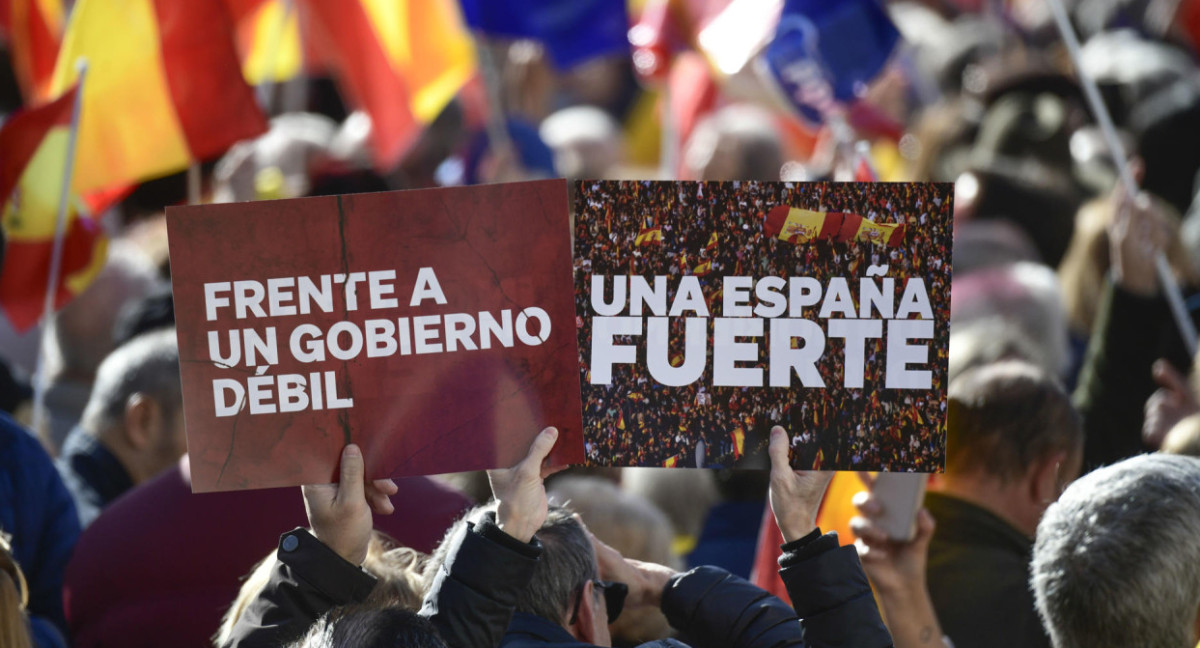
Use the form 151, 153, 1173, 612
303, 0, 476, 170
617, 411, 626, 431
705, 232, 719, 250
0, 85, 108, 331
8, 0, 64, 102
50, 0, 268, 194
663, 455, 679, 468
693, 260, 713, 277
730, 427, 745, 460
634, 226, 663, 246
762, 206, 843, 243
836, 213, 906, 247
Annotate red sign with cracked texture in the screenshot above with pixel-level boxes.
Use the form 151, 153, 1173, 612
168, 179, 584, 492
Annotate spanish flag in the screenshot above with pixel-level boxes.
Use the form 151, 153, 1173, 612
731, 427, 745, 460
706, 232, 719, 250
617, 411, 626, 431
50, 0, 269, 194
303, 0, 476, 170
835, 212, 906, 247
8, 0, 65, 102
0, 85, 108, 331
693, 260, 713, 277
634, 226, 663, 246
763, 206, 842, 243
663, 455, 679, 468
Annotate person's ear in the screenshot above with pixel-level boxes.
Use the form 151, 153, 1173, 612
1031, 450, 1068, 507
573, 581, 601, 644
123, 393, 160, 450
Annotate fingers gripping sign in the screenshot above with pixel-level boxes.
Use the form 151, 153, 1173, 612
301, 443, 399, 565
768, 425, 835, 543
487, 427, 564, 543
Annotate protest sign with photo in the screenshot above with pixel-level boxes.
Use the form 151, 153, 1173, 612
168, 179, 583, 492
575, 180, 952, 472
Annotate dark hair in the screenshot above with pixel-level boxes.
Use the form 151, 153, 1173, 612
297, 606, 446, 648
946, 360, 1082, 481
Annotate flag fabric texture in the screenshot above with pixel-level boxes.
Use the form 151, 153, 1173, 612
706, 232, 719, 250
693, 260, 713, 277
232, 0, 303, 85
0, 85, 108, 331
663, 455, 679, 468
8, 0, 64, 102
303, 0, 476, 170
762, 0, 899, 125
635, 226, 663, 246
50, 0, 268, 194
458, 0, 629, 70
763, 206, 905, 247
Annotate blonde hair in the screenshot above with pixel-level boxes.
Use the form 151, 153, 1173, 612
213, 531, 429, 646
0, 534, 32, 648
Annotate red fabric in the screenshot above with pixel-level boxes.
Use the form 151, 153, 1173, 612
833, 212, 863, 243
0, 84, 74, 203
63, 458, 470, 648
0, 214, 103, 330
303, 0, 417, 170
10, 0, 62, 102
153, 0, 268, 162
749, 507, 790, 605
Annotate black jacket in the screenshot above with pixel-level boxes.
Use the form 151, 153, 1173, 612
222, 516, 540, 648
223, 525, 892, 648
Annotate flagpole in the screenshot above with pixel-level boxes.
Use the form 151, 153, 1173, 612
1047, 0, 1198, 355
30, 58, 88, 439
187, 163, 201, 205
471, 36, 517, 169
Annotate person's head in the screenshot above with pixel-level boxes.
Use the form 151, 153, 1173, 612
426, 504, 616, 646
44, 241, 161, 384
1032, 454, 1200, 648
549, 477, 675, 645
950, 261, 1071, 380
290, 607, 446, 648
518, 506, 613, 646
79, 328, 184, 484
944, 360, 1083, 536
215, 531, 428, 646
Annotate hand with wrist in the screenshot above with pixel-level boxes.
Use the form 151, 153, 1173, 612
302, 444, 398, 565
487, 427, 563, 543
768, 426, 833, 543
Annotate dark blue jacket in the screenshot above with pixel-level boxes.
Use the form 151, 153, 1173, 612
0, 413, 80, 648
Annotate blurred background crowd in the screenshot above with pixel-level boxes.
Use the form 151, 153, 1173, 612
3, 0, 1200, 646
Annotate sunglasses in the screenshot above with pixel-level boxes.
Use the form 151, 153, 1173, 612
568, 579, 628, 625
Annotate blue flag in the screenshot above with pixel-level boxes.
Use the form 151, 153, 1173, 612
763, 0, 900, 125
459, 0, 630, 70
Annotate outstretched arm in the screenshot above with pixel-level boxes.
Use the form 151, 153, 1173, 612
850, 476, 950, 648
222, 444, 397, 648
422, 427, 561, 648
769, 426, 893, 648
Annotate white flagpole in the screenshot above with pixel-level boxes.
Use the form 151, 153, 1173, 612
1047, 0, 1198, 355
30, 58, 89, 438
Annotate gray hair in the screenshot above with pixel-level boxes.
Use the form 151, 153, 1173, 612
424, 504, 596, 625
1031, 453, 1200, 648
80, 328, 181, 434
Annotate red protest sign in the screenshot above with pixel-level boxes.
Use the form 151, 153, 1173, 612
168, 179, 583, 492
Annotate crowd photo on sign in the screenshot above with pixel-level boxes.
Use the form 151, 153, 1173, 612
5, 0, 1200, 648
575, 180, 952, 472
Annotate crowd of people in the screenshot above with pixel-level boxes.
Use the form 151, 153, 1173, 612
575, 180, 951, 472
4, 0, 1200, 647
